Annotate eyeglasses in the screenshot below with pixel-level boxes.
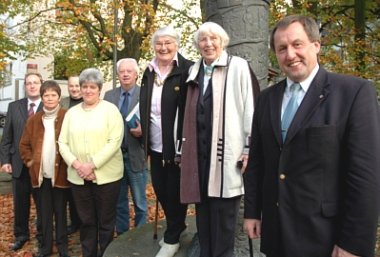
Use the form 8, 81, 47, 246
25, 81, 41, 86
155, 41, 175, 48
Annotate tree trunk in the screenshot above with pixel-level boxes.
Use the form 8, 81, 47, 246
354, 0, 366, 72
205, 0, 270, 89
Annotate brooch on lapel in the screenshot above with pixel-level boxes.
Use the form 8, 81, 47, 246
174, 86, 180, 92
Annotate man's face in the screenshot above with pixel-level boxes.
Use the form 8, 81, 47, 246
68, 77, 81, 99
117, 61, 138, 90
25, 74, 42, 100
274, 22, 320, 82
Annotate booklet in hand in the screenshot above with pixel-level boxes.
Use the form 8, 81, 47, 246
125, 103, 140, 129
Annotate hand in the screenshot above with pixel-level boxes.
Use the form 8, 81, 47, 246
1, 164, 12, 174
72, 160, 82, 170
26, 160, 34, 168
244, 218, 261, 239
238, 154, 249, 174
77, 162, 95, 179
84, 172, 96, 181
331, 245, 359, 257
129, 121, 142, 138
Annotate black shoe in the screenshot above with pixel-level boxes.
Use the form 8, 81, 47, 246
67, 225, 79, 235
59, 253, 70, 257
11, 238, 28, 251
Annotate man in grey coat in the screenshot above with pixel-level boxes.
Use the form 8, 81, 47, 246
104, 58, 147, 235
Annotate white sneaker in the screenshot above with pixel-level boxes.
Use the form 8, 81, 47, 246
155, 242, 180, 257
159, 238, 164, 247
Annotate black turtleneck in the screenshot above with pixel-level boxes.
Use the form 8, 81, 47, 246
69, 97, 83, 108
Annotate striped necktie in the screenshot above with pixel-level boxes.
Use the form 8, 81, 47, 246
28, 103, 35, 117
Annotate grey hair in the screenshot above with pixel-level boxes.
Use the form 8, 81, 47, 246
193, 22, 230, 51
151, 26, 180, 47
79, 68, 103, 90
116, 58, 139, 73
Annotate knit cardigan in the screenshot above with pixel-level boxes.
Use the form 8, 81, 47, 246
19, 108, 69, 188
180, 51, 259, 203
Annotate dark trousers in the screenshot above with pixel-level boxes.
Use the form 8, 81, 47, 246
196, 196, 241, 257
67, 189, 81, 228
12, 166, 42, 242
39, 178, 68, 255
71, 180, 121, 257
150, 151, 188, 244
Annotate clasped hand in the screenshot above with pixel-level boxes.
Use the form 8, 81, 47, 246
72, 160, 96, 181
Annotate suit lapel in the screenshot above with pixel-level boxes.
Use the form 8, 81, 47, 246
112, 88, 121, 106
36, 102, 43, 112
270, 82, 286, 146
19, 98, 28, 122
285, 68, 330, 144
128, 86, 140, 114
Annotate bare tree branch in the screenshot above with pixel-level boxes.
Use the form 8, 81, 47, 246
8, 7, 56, 30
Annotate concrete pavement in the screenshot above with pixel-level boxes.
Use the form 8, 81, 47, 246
103, 215, 264, 257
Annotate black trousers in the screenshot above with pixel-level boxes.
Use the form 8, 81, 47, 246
196, 196, 241, 257
71, 180, 121, 257
67, 189, 81, 228
12, 166, 42, 242
150, 151, 188, 244
39, 178, 68, 255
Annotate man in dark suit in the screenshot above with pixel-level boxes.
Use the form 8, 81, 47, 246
243, 15, 380, 257
104, 58, 148, 235
0, 72, 44, 251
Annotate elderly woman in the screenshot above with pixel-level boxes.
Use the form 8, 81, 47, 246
140, 26, 193, 257
58, 68, 124, 257
19, 80, 70, 257
180, 22, 260, 257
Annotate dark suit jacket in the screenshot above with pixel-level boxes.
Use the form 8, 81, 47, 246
104, 85, 146, 171
60, 97, 71, 110
244, 67, 380, 257
0, 98, 42, 178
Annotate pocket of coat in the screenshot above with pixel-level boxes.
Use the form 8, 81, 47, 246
321, 202, 338, 217
306, 125, 338, 157
306, 125, 336, 137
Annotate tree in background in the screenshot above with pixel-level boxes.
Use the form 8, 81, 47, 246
0, 0, 30, 84
271, 0, 380, 93
2, 0, 378, 91
18, 0, 200, 79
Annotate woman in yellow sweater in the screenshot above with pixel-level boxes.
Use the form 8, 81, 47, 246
58, 68, 124, 257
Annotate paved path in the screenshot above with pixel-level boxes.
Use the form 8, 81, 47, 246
104, 215, 264, 257
104, 216, 197, 257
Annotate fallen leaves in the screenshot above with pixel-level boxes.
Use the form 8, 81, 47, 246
0, 183, 194, 257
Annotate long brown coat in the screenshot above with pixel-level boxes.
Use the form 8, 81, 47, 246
19, 108, 69, 188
